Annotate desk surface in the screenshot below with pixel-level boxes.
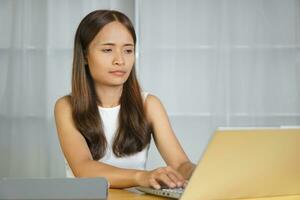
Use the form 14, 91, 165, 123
108, 189, 300, 200
109, 188, 169, 199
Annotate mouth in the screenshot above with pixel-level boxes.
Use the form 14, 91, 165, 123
109, 70, 127, 77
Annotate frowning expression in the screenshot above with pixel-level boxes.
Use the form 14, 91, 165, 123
86, 21, 135, 87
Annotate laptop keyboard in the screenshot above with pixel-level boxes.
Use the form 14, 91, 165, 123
161, 187, 184, 194
136, 186, 184, 199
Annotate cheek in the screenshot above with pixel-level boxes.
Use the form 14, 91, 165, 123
87, 61, 106, 80
89, 53, 109, 66
87, 55, 109, 73
126, 56, 135, 68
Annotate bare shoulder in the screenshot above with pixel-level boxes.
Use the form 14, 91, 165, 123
54, 96, 73, 124
144, 94, 164, 110
144, 94, 167, 122
54, 95, 72, 114
54, 95, 77, 138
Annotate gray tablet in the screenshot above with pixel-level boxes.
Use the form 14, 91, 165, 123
0, 177, 108, 200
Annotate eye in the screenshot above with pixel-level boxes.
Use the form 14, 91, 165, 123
101, 49, 112, 53
124, 49, 134, 54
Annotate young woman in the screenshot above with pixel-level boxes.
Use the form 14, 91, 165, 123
54, 10, 195, 189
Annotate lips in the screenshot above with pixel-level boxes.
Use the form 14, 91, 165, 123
109, 70, 126, 76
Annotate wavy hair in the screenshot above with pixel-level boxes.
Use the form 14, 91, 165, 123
71, 10, 150, 160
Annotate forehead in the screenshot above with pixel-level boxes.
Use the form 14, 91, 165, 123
92, 21, 134, 45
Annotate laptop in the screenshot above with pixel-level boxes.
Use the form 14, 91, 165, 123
0, 177, 108, 200
136, 127, 300, 199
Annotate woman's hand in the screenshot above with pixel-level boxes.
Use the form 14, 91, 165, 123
135, 166, 187, 189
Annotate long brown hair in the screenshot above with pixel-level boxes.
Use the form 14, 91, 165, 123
71, 10, 150, 160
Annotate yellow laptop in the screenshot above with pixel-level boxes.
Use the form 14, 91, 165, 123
137, 127, 300, 200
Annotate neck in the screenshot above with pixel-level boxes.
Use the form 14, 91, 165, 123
95, 85, 123, 108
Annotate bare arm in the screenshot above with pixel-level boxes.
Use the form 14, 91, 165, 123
54, 96, 143, 188
145, 95, 196, 180
177, 161, 196, 180
54, 96, 192, 189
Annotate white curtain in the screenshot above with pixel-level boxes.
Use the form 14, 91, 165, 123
0, 0, 134, 178
0, 0, 299, 177
135, 0, 300, 169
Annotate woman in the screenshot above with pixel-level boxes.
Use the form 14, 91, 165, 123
54, 10, 195, 189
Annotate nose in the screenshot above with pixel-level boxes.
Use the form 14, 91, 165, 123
113, 50, 125, 66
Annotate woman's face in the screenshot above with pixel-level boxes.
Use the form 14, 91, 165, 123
86, 21, 135, 87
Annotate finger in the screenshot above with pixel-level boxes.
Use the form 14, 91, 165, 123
167, 172, 184, 188
149, 178, 161, 190
183, 180, 188, 188
166, 167, 185, 182
167, 167, 185, 182
157, 173, 177, 188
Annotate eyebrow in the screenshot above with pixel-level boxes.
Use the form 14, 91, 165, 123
98, 42, 134, 47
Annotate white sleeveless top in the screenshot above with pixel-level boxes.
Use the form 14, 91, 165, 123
65, 92, 150, 177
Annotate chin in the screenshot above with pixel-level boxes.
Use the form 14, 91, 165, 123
108, 80, 127, 87
95, 77, 129, 87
